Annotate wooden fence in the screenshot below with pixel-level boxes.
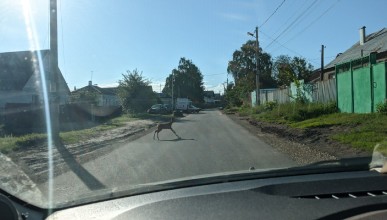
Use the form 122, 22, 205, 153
253, 78, 337, 105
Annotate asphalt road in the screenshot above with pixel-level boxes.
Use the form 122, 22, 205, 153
38, 109, 296, 205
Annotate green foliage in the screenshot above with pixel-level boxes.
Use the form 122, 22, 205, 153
288, 102, 338, 122
69, 89, 98, 104
227, 40, 276, 90
0, 133, 47, 153
273, 55, 314, 87
224, 82, 244, 107
250, 102, 338, 123
236, 101, 385, 152
376, 101, 387, 114
117, 69, 158, 113
162, 58, 205, 103
223, 106, 240, 114
264, 101, 278, 111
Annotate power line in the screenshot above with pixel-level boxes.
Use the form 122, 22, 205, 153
270, 0, 309, 38
281, 0, 340, 46
203, 73, 226, 77
265, 0, 319, 49
260, 31, 306, 58
259, 0, 286, 28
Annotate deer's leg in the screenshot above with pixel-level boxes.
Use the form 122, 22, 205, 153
153, 130, 156, 140
170, 128, 180, 139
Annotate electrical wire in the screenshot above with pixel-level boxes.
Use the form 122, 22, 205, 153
259, 0, 286, 28
282, 0, 340, 46
265, 0, 319, 49
269, 0, 308, 38
203, 73, 226, 77
260, 30, 318, 65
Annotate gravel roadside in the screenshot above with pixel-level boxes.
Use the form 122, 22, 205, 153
226, 113, 341, 165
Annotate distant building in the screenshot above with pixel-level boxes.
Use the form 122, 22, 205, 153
0, 50, 70, 110
71, 81, 120, 107
204, 90, 215, 104
156, 92, 172, 105
70, 81, 121, 117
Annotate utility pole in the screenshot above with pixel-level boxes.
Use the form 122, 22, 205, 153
320, 45, 325, 81
226, 76, 228, 92
171, 74, 174, 110
248, 27, 260, 106
255, 27, 260, 106
50, 0, 60, 143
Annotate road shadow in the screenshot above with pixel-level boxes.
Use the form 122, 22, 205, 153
174, 119, 194, 123
55, 139, 106, 191
158, 137, 196, 142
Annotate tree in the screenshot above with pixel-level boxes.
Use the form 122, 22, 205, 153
273, 55, 314, 86
162, 58, 204, 103
69, 89, 98, 105
227, 40, 277, 92
117, 69, 157, 113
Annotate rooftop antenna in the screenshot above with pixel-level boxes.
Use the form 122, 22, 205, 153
90, 70, 94, 82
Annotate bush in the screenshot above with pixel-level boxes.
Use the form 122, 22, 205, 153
376, 101, 387, 114
264, 101, 278, 111
289, 102, 338, 122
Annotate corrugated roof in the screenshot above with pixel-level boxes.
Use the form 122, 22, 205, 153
325, 27, 387, 68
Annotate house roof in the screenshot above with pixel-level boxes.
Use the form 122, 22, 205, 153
204, 90, 215, 97
0, 50, 50, 91
325, 27, 387, 68
74, 84, 118, 95
157, 93, 171, 98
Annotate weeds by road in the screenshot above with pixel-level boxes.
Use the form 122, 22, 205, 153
0, 113, 171, 154
226, 102, 387, 154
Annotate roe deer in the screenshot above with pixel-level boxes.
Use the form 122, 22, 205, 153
153, 117, 180, 140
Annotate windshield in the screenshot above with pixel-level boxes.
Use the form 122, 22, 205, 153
0, 0, 386, 210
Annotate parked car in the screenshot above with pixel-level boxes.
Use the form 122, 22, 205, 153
147, 104, 172, 114
187, 104, 201, 113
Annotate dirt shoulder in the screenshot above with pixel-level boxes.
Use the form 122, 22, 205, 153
8, 119, 158, 184
225, 112, 370, 165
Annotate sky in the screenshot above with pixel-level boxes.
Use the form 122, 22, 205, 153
1, 0, 387, 94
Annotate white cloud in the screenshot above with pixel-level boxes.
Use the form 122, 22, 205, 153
150, 81, 165, 93
204, 83, 225, 95
99, 82, 119, 88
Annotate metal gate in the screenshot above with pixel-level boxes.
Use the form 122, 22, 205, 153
336, 53, 387, 113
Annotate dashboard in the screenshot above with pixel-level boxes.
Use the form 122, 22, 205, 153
3, 170, 387, 219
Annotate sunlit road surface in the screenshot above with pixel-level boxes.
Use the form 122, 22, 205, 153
38, 109, 296, 203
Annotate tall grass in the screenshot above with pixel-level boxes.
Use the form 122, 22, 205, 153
252, 102, 338, 123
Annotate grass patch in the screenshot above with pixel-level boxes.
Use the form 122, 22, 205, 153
290, 113, 386, 151
0, 113, 162, 153
236, 102, 387, 152
0, 133, 47, 153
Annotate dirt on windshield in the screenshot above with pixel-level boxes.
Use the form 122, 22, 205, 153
226, 113, 370, 165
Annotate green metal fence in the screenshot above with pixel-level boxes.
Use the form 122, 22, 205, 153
372, 62, 387, 111
336, 53, 387, 113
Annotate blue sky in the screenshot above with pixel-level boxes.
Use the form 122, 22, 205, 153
1, 0, 387, 94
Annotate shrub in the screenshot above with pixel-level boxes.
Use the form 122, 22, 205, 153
376, 101, 387, 114
288, 102, 338, 122
264, 101, 278, 111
